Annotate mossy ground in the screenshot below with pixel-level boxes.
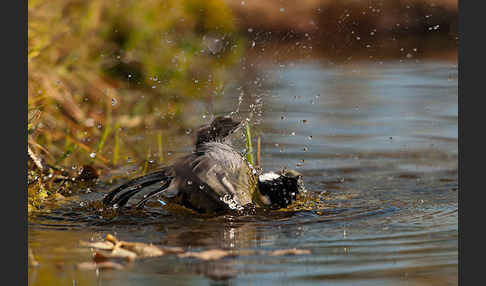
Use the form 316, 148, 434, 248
28, 0, 243, 211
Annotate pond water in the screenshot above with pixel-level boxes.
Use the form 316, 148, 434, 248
28, 58, 458, 286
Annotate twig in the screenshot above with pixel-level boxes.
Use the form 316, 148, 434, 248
28, 144, 45, 172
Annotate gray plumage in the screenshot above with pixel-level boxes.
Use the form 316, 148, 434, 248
103, 116, 303, 214
103, 116, 257, 214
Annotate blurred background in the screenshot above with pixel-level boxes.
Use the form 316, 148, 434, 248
28, 0, 457, 174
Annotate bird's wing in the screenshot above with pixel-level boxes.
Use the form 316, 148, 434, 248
188, 152, 254, 208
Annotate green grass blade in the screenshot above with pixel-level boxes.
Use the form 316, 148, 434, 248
157, 130, 164, 163
245, 121, 254, 166
112, 122, 120, 165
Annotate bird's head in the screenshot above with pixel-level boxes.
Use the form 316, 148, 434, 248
257, 168, 305, 209
195, 116, 242, 147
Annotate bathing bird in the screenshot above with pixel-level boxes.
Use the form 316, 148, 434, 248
103, 116, 304, 214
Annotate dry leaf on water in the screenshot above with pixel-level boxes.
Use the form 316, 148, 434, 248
105, 234, 119, 244
158, 246, 185, 254
178, 249, 234, 261
80, 234, 168, 259
77, 261, 125, 271
269, 248, 311, 256
79, 240, 115, 250
78, 234, 311, 271
118, 242, 165, 258
95, 248, 137, 261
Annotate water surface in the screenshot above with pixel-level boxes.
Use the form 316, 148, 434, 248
29, 59, 458, 286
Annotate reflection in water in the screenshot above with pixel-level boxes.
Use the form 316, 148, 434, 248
29, 59, 457, 286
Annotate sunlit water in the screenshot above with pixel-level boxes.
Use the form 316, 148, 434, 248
29, 59, 458, 286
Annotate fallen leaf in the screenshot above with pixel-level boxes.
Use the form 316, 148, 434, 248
77, 261, 125, 271
119, 242, 165, 258
159, 246, 185, 254
92, 252, 111, 263
178, 249, 234, 261
93, 249, 136, 261
269, 248, 311, 256
80, 234, 170, 261
111, 247, 138, 261
105, 234, 119, 245
79, 240, 115, 250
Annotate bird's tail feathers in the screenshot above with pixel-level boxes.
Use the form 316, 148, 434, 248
103, 168, 173, 208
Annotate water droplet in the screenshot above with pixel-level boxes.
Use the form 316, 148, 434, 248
220, 194, 243, 210
111, 98, 117, 106
185, 128, 192, 135
89, 152, 96, 158
199, 185, 205, 190
187, 180, 193, 185
406, 53, 413, 59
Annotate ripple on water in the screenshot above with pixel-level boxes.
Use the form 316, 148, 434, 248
29, 60, 457, 285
